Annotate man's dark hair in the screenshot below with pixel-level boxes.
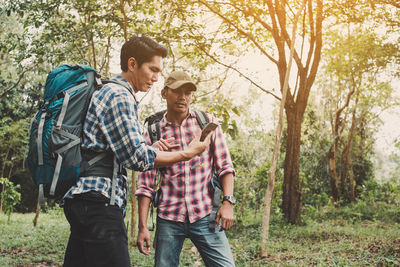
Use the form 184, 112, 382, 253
120, 35, 168, 72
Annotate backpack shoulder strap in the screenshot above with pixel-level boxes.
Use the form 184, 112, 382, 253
193, 110, 209, 129
146, 110, 209, 143
192, 110, 222, 232
101, 79, 135, 98
81, 70, 100, 125
149, 121, 161, 145
145, 110, 167, 144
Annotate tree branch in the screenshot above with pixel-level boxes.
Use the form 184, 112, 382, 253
0, 66, 34, 98
335, 86, 356, 135
302, 0, 323, 103
195, 68, 229, 99
275, 0, 304, 71
264, 0, 289, 92
99, 29, 112, 74
381, 0, 400, 9
197, 0, 278, 65
229, 2, 274, 33
196, 43, 281, 100
119, 0, 128, 41
305, 0, 315, 72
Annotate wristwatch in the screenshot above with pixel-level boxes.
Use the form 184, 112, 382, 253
222, 195, 236, 205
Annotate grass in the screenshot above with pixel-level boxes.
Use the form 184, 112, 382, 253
0, 205, 399, 266
0, 208, 69, 266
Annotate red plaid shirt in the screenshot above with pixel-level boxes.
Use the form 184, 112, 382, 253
136, 110, 235, 223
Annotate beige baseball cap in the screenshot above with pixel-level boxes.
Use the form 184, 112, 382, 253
164, 71, 197, 91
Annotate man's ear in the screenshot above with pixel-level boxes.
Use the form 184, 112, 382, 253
161, 88, 167, 99
128, 57, 137, 72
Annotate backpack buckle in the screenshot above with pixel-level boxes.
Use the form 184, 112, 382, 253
55, 91, 65, 100
41, 101, 50, 112
117, 164, 125, 175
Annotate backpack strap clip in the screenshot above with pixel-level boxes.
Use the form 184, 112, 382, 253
38, 184, 45, 208
110, 156, 119, 206
208, 175, 222, 232
37, 102, 50, 166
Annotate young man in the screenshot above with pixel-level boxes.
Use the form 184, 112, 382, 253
136, 71, 236, 267
62, 36, 211, 267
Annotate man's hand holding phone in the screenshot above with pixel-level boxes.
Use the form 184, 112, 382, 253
200, 122, 219, 141
185, 122, 218, 160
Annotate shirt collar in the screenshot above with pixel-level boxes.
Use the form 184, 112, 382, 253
163, 109, 196, 126
111, 74, 137, 102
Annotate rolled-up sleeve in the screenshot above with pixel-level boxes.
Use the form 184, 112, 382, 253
97, 88, 157, 172
210, 116, 235, 179
136, 131, 157, 198
136, 169, 156, 198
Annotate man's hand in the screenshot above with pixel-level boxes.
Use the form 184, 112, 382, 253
153, 137, 180, 151
216, 201, 234, 231
137, 227, 151, 255
185, 129, 211, 159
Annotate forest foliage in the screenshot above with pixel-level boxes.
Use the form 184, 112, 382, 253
0, 0, 399, 228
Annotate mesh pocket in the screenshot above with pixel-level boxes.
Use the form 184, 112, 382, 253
49, 124, 82, 167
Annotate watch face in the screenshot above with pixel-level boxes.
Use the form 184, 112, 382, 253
224, 196, 236, 205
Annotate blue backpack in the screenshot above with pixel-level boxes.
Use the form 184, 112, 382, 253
27, 65, 119, 206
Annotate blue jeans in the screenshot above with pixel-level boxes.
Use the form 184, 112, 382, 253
154, 215, 235, 267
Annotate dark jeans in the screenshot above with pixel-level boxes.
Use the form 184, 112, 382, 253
63, 198, 130, 267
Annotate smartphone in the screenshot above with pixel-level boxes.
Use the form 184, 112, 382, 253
200, 122, 219, 141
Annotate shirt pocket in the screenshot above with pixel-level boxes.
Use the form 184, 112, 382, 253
169, 161, 183, 176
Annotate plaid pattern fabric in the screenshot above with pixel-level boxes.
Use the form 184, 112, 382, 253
136, 111, 235, 223
63, 75, 157, 209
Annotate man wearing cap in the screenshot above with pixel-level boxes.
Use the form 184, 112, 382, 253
136, 70, 236, 267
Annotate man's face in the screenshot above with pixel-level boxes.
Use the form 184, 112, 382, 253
131, 55, 162, 93
162, 86, 193, 115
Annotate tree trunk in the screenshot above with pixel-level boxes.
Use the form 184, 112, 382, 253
197, 0, 323, 225
339, 153, 347, 198
130, 171, 137, 244
1, 148, 10, 178
282, 106, 304, 224
348, 157, 355, 202
339, 77, 360, 201
0, 183, 4, 212
342, 89, 360, 202
2, 163, 14, 212
348, 93, 360, 203
33, 189, 40, 227
120, 0, 128, 42
260, 1, 306, 255
33, 204, 40, 227
7, 162, 14, 181
339, 132, 357, 203
328, 79, 355, 203
1, 150, 13, 212
279, 0, 323, 224
328, 148, 339, 202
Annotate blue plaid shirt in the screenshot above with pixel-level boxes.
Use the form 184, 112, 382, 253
63, 74, 157, 209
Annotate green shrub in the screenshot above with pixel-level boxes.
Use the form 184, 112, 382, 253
308, 198, 400, 224
0, 177, 21, 223
359, 180, 400, 205
12, 169, 37, 213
